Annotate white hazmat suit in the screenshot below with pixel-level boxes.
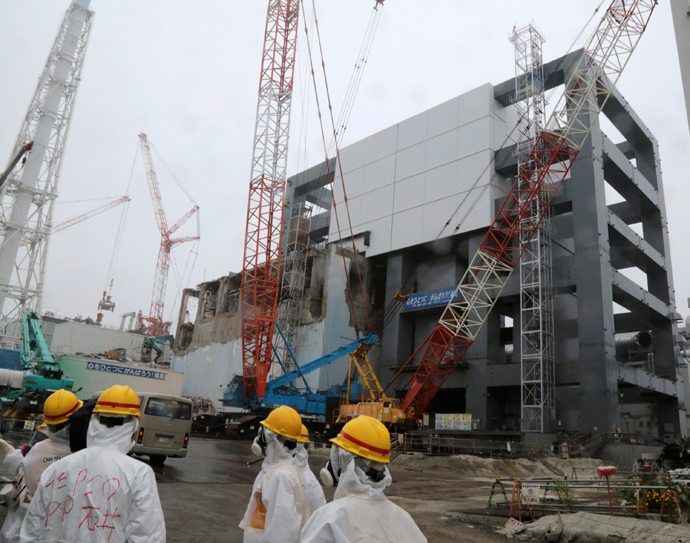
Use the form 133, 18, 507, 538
240, 429, 311, 543
293, 444, 326, 513
300, 455, 427, 543
20, 417, 166, 543
0, 428, 71, 543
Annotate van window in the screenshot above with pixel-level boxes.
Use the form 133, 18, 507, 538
144, 398, 192, 420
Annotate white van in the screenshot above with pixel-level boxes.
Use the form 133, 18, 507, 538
131, 393, 193, 464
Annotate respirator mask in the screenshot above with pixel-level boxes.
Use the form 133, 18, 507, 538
251, 426, 298, 458
355, 456, 387, 483
251, 427, 267, 457
319, 445, 354, 487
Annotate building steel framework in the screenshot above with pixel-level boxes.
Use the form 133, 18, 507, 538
509, 23, 556, 433
241, 0, 300, 400
139, 134, 199, 337
276, 201, 311, 370
402, 0, 658, 416
0, 0, 94, 348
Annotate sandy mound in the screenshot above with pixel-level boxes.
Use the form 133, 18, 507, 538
390, 454, 602, 479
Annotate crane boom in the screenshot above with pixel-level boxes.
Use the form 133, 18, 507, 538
138, 133, 200, 336
0, 142, 33, 189
401, 0, 658, 416
139, 134, 169, 235
50, 196, 131, 235
241, 0, 300, 401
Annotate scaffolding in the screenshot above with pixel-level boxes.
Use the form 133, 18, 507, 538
0, 1, 94, 348
276, 202, 311, 369
509, 23, 555, 433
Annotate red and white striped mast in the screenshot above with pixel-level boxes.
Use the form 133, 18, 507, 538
241, 1, 300, 400
139, 133, 199, 337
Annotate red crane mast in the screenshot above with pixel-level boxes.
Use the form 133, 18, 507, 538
400, 0, 658, 417
241, 1, 300, 400
139, 133, 199, 337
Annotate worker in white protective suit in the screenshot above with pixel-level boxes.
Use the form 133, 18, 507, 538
300, 415, 427, 543
295, 424, 326, 512
0, 389, 80, 543
20, 385, 166, 543
240, 406, 312, 543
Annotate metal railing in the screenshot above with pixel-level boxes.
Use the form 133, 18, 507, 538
400, 432, 555, 458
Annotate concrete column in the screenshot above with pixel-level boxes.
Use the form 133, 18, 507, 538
382, 253, 414, 371
570, 126, 619, 434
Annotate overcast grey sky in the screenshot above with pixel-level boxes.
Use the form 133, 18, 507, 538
0, 0, 688, 331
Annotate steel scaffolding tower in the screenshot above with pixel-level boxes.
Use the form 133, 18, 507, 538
509, 23, 555, 433
276, 202, 311, 369
0, 0, 94, 348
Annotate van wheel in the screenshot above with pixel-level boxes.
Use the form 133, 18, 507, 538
149, 455, 166, 465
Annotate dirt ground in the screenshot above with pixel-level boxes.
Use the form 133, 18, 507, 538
0, 434, 631, 543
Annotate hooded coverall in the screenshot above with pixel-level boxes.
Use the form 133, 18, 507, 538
293, 444, 326, 513
240, 429, 312, 543
19, 416, 166, 543
300, 457, 427, 543
0, 429, 71, 543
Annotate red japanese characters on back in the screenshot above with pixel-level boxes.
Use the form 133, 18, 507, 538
19, 386, 166, 543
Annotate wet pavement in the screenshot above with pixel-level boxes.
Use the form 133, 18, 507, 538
0, 432, 508, 542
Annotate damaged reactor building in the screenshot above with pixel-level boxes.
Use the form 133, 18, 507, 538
171, 49, 686, 441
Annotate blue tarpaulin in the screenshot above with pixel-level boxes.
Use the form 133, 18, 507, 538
0, 349, 22, 371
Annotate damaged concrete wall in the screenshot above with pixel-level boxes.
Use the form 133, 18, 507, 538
171, 248, 341, 406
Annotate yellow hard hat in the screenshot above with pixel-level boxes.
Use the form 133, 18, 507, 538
43, 389, 83, 425
330, 415, 390, 463
298, 424, 310, 443
93, 385, 141, 417
260, 406, 301, 441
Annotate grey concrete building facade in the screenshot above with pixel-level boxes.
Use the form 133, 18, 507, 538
173, 50, 685, 439
286, 50, 685, 438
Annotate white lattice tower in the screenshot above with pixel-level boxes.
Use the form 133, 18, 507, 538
276, 202, 310, 370
510, 23, 556, 433
0, 0, 94, 348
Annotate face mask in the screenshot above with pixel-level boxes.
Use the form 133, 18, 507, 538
320, 445, 351, 487
251, 427, 267, 457
47, 424, 70, 441
355, 456, 386, 483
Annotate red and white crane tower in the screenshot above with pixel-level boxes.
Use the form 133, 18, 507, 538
138, 133, 199, 337
240, 1, 300, 400
398, 0, 658, 417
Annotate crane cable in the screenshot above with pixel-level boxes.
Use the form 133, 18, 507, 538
103, 143, 138, 295
300, 0, 372, 336
149, 141, 197, 205
305, 1, 384, 235
295, 9, 317, 175
308, 0, 377, 334
168, 237, 200, 323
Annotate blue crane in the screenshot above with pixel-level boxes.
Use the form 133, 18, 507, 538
221, 322, 378, 417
